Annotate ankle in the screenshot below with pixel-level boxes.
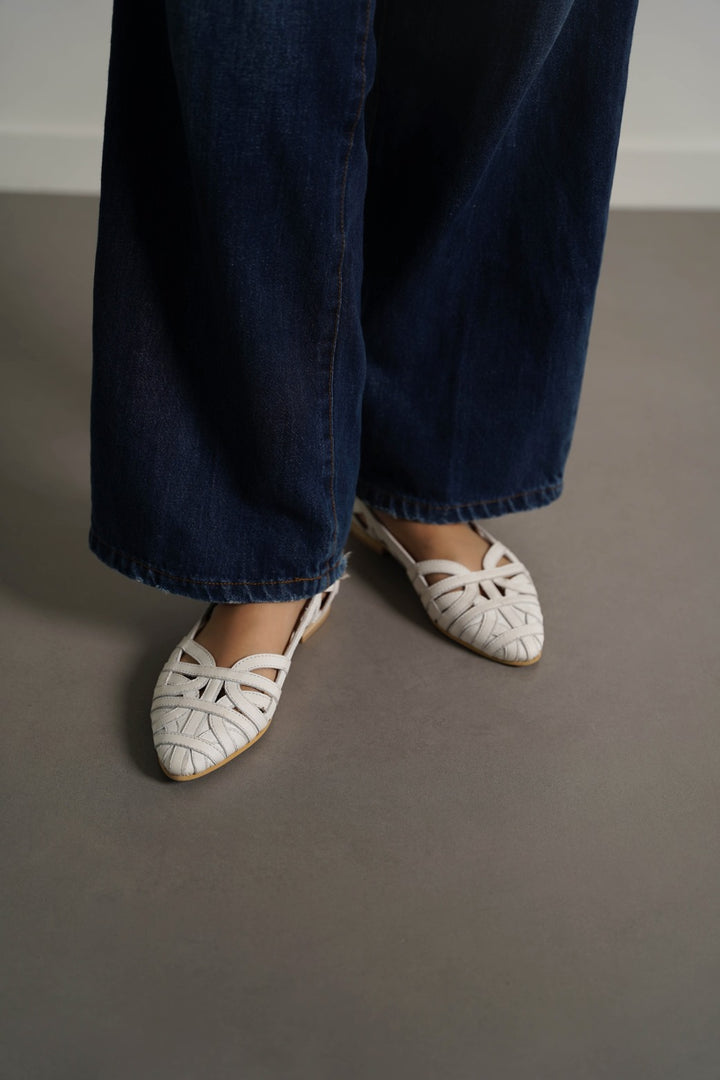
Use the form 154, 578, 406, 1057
183, 598, 307, 671
367, 506, 509, 573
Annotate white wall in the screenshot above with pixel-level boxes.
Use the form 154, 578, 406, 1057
611, 0, 720, 207
0, 1, 112, 194
1, 0, 718, 207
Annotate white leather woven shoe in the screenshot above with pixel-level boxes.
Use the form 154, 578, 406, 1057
150, 580, 340, 781
351, 498, 543, 665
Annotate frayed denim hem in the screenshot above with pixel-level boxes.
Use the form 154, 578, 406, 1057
354, 479, 564, 523
88, 527, 348, 604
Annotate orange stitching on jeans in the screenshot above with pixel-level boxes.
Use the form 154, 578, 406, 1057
358, 481, 563, 511
89, 529, 346, 588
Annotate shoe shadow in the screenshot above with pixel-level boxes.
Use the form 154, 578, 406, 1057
0, 193, 202, 780
344, 535, 443, 642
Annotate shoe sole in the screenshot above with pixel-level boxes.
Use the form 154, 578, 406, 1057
159, 596, 335, 782
350, 518, 542, 667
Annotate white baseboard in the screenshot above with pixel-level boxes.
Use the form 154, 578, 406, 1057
1, 130, 719, 209
0, 131, 102, 195
610, 144, 720, 209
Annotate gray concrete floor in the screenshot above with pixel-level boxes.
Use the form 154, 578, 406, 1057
1, 194, 719, 1080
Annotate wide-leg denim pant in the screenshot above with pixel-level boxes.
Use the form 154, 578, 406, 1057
89, 0, 639, 604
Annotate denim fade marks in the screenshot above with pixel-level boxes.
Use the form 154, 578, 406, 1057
89, 0, 639, 603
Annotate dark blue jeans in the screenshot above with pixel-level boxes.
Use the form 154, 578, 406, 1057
89, 0, 638, 604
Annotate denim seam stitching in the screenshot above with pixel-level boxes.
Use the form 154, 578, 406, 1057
89, 528, 346, 587
358, 481, 562, 511
325, 0, 374, 579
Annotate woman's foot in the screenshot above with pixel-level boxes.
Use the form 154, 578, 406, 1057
181, 599, 307, 686
351, 498, 543, 665
152, 583, 340, 780
371, 508, 511, 592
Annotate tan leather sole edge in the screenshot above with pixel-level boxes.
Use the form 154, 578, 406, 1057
350, 516, 542, 667
159, 719, 273, 782
434, 622, 542, 666
159, 595, 335, 782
